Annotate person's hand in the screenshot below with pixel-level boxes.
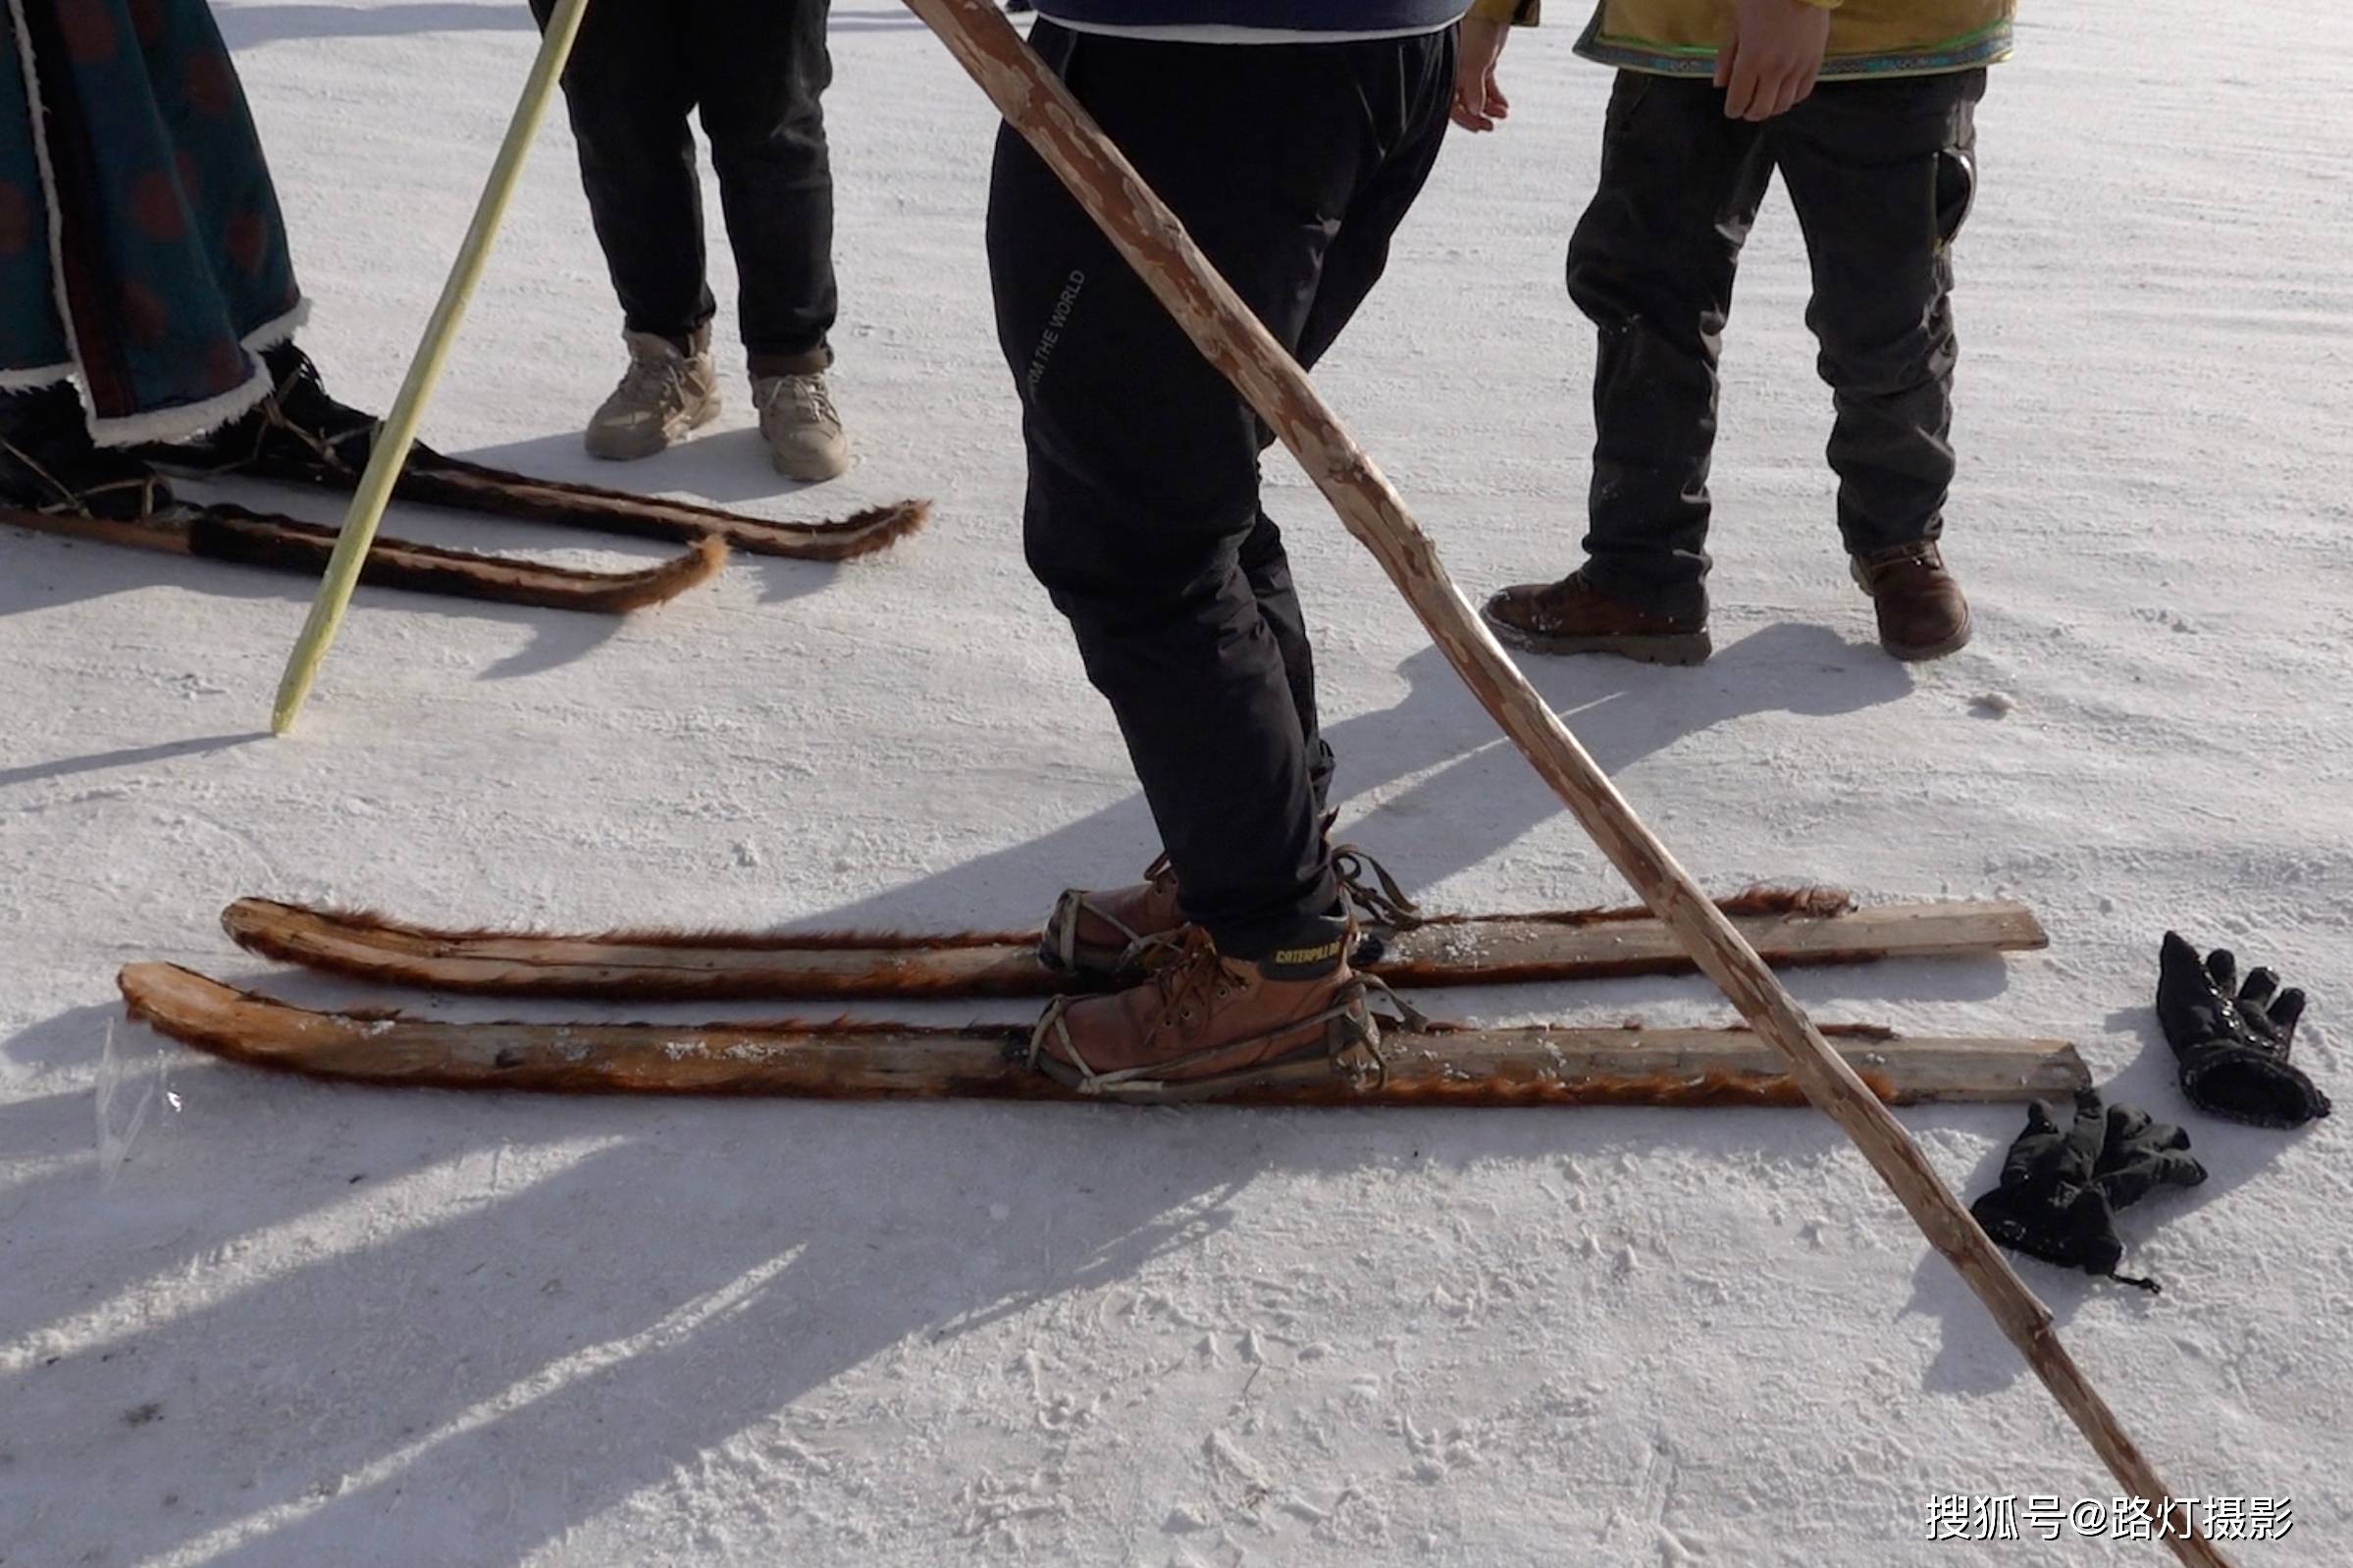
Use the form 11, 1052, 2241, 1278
1714, 0, 1832, 122
1452, 18, 1512, 132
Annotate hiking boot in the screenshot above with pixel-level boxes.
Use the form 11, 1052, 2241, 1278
1028, 921, 1380, 1103
1041, 837, 1418, 985
1042, 852, 1186, 981
754, 371, 850, 481
1852, 540, 1971, 661
0, 384, 171, 520
1482, 570, 1711, 664
585, 329, 720, 461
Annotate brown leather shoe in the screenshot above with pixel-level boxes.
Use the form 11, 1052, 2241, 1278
1482, 571, 1711, 664
1041, 853, 1185, 980
1028, 925, 1379, 1103
1041, 837, 1419, 984
1851, 541, 1971, 661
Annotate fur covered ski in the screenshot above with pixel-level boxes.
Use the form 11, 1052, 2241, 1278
119, 963, 2089, 1107
144, 437, 928, 561
221, 889, 2047, 1002
5, 502, 726, 613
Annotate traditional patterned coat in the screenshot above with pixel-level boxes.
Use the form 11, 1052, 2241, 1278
1469, 0, 2015, 79
1, 0, 306, 444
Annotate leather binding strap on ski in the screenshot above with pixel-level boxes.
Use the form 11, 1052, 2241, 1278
899, 2, 2232, 1558
4, 503, 725, 614
143, 434, 929, 563
219, 890, 2047, 1002
119, 963, 2089, 1107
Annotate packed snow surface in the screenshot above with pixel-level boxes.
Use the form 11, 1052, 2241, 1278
4, 2, 2349, 1563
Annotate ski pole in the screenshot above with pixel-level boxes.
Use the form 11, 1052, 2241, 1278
269, 0, 595, 736
898, 2, 2231, 1561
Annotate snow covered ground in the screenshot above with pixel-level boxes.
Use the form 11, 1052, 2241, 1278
5, 1, 2350, 1561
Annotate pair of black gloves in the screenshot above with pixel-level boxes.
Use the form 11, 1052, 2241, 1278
1973, 934, 2331, 1291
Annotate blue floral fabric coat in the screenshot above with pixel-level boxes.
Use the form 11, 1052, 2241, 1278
1, 0, 306, 443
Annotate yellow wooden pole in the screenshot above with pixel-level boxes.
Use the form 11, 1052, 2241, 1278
270, 0, 594, 735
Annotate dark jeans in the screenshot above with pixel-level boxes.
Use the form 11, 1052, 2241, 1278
987, 22, 1452, 960
1569, 70, 1987, 609
529, 0, 836, 372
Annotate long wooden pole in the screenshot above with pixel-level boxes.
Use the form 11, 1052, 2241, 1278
902, 2, 2226, 1559
269, 0, 595, 736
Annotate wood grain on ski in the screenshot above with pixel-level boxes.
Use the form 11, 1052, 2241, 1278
120, 963, 2088, 1107
6, 503, 726, 612
219, 895, 2047, 1002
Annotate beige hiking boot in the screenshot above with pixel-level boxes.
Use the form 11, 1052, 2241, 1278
1028, 922, 1380, 1103
584, 329, 720, 461
754, 371, 850, 481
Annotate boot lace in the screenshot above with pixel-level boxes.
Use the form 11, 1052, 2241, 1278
757, 373, 837, 429
1151, 929, 1239, 1032
614, 351, 694, 415
1, 434, 167, 518
1867, 541, 1943, 577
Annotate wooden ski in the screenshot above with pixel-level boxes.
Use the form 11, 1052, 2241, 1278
140, 437, 929, 560
6, 501, 726, 613
219, 891, 2048, 1002
119, 963, 2089, 1107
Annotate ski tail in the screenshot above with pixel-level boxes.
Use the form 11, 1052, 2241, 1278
220, 897, 1048, 1000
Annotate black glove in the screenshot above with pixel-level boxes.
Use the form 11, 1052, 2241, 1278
1970, 1090, 2127, 1281
2093, 1104, 2206, 1210
1970, 1090, 2204, 1292
2157, 932, 2331, 1128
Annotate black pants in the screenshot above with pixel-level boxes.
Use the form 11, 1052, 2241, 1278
1569, 71, 1986, 609
529, 0, 836, 372
987, 23, 1452, 959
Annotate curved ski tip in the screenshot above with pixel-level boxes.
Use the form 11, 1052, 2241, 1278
1722, 884, 1856, 918
816, 498, 930, 562
582, 534, 730, 612
221, 896, 291, 941
118, 961, 224, 1021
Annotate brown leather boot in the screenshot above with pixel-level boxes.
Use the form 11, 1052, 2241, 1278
1041, 838, 1418, 984
1851, 541, 1971, 661
1028, 924, 1379, 1102
1482, 570, 1711, 664
1040, 852, 1185, 980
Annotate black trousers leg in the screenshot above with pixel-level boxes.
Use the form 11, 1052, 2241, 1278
1565, 74, 1772, 610
1272, 58, 1451, 814
988, 23, 1451, 959
691, 0, 838, 370
1237, 511, 1335, 815
1774, 72, 1986, 555
530, 0, 712, 342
